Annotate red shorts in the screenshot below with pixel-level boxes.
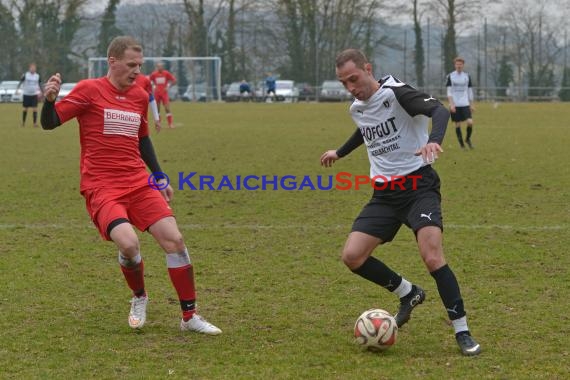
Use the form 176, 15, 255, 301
154, 92, 170, 106
83, 185, 174, 241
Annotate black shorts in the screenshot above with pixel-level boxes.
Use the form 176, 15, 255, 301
450, 106, 472, 122
23, 95, 38, 108
351, 165, 443, 242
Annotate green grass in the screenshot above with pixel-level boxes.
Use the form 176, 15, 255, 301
0, 101, 569, 379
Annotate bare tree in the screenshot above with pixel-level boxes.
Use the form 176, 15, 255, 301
97, 0, 122, 56
499, 0, 561, 98
182, 0, 225, 56
0, 1, 19, 79
224, 0, 237, 82
215, 0, 259, 84
429, 0, 481, 74
11, 0, 87, 81
271, 0, 383, 84
278, 0, 305, 81
412, 0, 425, 87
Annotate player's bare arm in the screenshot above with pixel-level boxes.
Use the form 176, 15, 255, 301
415, 142, 444, 164
322, 127, 364, 167
158, 180, 173, 202
320, 150, 339, 167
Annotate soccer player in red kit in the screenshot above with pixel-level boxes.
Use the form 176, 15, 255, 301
134, 74, 161, 133
149, 62, 176, 128
40, 36, 221, 335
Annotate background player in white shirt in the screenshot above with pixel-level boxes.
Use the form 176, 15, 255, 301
446, 57, 475, 149
17, 63, 42, 128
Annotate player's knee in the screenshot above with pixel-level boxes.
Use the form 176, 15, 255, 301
421, 252, 445, 272
160, 232, 185, 253
110, 223, 140, 256
341, 247, 368, 270
171, 233, 184, 249
117, 236, 140, 258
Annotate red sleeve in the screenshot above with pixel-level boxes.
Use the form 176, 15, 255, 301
134, 75, 151, 94
54, 80, 92, 123
142, 76, 152, 93
167, 71, 176, 82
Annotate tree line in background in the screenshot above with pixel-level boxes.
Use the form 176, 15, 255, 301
1, 0, 569, 100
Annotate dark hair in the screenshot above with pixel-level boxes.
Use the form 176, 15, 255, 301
107, 36, 143, 59
335, 49, 369, 70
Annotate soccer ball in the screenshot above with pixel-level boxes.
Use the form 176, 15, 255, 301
354, 308, 398, 351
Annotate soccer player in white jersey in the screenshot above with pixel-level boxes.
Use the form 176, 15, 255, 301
17, 63, 42, 128
320, 48, 481, 356
446, 57, 475, 149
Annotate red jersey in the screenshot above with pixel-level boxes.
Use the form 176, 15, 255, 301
149, 70, 176, 95
134, 74, 153, 94
55, 77, 150, 192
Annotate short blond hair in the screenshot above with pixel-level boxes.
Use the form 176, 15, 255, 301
107, 36, 142, 59
454, 56, 465, 63
336, 49, 369, 70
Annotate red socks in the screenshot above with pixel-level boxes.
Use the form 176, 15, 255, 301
166, 249, 196, 321
119, 254, 145, 297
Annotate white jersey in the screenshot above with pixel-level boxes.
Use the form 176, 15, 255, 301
446, 71, 473, 107
20, 71, 41, 96
349, 75, 441, 182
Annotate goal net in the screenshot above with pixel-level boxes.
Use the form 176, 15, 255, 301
87, 56, 222, 102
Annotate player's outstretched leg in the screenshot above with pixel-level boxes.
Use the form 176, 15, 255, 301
343, 232, 426, 328
149, 217, 222, 334
118, 252, 148, 329
431, 264, 481, 356
166, 249, 222, 335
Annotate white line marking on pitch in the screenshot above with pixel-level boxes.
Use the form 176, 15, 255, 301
0, 223, 566, 231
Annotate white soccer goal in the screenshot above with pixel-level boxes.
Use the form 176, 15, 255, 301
87, 56, 222, 102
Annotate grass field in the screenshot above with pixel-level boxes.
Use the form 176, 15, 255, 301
0, 101, 569, 379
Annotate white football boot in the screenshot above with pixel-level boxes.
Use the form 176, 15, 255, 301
128, 296, 148, 329
180, 314, 222, 335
